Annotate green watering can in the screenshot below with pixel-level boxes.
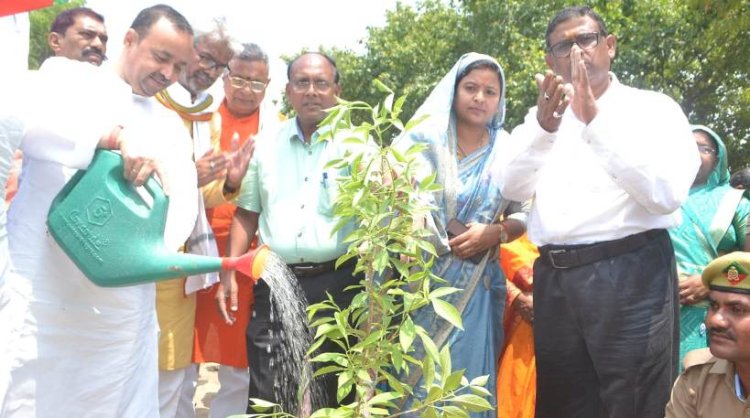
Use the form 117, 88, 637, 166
47, 150, 268, 287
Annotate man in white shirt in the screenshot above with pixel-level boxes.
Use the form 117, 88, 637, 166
1, 5, 197, 417
500, 6, 699, 418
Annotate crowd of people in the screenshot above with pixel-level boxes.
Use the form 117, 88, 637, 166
0, 3, 748, 418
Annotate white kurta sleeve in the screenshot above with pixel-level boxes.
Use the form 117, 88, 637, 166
21, 58, 129, 169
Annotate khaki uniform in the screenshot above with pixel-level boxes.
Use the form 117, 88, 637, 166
665, 348, 750, 417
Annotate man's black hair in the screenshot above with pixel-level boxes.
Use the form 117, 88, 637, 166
545, 6, 608, 49
130, 4, 193, 38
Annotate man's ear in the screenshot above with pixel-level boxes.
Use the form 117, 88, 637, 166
47, 32, 62, 54
123, 28, 138, 48
606, 34, 617, 60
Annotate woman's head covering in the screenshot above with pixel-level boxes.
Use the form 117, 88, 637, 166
691, 124, 730, 188
412, 52, 506, 131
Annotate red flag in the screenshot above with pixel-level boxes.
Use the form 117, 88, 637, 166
0, 0, 55, 17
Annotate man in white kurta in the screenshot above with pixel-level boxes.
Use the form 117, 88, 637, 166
0, 6, 197, 417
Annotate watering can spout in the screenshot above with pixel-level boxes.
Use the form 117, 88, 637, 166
221, 244, 270, 282
154, 244, 269, 283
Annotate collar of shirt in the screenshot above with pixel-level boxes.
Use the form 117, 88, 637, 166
292, 118, 332, 146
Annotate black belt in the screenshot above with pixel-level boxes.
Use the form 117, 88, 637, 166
288, 257, 356, 278
539, 229, 664, 269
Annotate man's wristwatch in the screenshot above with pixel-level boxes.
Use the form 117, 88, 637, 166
498, 223, 509, 244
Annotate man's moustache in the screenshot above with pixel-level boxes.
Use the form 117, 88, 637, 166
709, 328, 735, 340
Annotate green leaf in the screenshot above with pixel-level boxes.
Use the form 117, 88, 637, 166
373, 78, 393, 94
422, 354, 436, 390
439, 344, 452, 380
469, 374, 489, 387
311, 352, 348, 367
384, 92, 395, 113
443, 370, 464, 392
336, 372, 354, 402
422, 406, 439, 418
431, 298, 464, 330
450, 393, 493, 412
405, 113, 429, 132
441, 405, 470, 418
399, 315, 416, 351
247, 397, 278, 412
312, 364, 345, 378
428, 286, 462, 299
367, 391, 403, 405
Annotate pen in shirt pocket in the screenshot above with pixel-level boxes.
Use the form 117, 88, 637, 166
322, 172, 329, 189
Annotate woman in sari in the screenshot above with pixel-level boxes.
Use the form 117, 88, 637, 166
669, 124, 750, 367
496, 235, 538, 418
396, 52, 527, 416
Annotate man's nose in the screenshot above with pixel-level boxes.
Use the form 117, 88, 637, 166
90, 35, 105, 50
706, 309, 728, 328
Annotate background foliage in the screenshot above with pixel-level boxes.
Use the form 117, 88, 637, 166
28, 0, 748, 166
327, 0, 749, 170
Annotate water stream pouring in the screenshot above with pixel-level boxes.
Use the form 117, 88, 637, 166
47, 150, 268, 287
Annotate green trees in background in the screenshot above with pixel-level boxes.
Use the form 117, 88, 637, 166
28, 0, 85, 69
331, 0, 749, 169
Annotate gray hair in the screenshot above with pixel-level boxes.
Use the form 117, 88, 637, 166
235, 43, 268, 65
192, 16, 241, 55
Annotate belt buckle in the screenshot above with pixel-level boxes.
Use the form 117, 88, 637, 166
547, 249, 569, 269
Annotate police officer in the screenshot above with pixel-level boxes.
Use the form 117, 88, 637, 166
665, 251, 750, 417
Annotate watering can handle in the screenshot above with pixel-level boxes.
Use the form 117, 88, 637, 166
141, 168, 169, 221
47, 149, 117, 218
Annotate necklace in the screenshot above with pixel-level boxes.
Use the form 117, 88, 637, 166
457, 130, 487, 158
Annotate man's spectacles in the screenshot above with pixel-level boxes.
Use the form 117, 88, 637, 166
228, 75, 267, 93
198, 52, 229, 72
291, 79, 332, 93
697, 144, 717, 155
549, 32, 600, 58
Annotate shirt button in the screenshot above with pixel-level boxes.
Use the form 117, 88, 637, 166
300, 258, 304, 262
304, 177, 308, 181
297, 232, 302, 237
301, 204, 305, 209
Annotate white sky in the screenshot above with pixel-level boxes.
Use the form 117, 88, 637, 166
85, 0, 415, 103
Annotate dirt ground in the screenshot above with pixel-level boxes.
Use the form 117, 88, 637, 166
194, 363, 221, 418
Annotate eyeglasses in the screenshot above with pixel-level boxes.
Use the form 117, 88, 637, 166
228, 75, 267, 93
197, 52, 229, 72
548, 32, 600, 58
291, 79, 332, 93
697, 144, 717, 155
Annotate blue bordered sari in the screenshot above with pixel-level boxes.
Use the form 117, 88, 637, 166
395, 53, 527, 416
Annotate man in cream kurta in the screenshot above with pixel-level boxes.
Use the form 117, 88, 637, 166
0, 6, 197, 417
153, 16, 257, 418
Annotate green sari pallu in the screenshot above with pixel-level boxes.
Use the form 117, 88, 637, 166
668, 125, 750, 369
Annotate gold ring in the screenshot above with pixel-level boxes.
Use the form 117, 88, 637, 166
552, 111, 562, 119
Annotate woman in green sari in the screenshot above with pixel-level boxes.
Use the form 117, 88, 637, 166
669, 124, 750, 368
